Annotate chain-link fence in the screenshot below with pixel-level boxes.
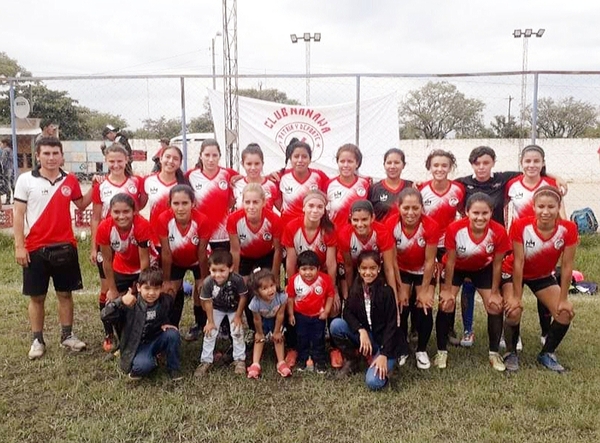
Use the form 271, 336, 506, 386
3, 71, 600, 219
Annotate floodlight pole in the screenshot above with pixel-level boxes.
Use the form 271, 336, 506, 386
211, 31, 222, 90
290, 33, 321, 105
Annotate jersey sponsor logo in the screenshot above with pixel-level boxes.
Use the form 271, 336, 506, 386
423, 198, 432, 207
127, 184, 138, 194
263, 232, 272, 241
502, 272, 511, 279
457, 245, 467, 254
513, 191, 523, 200
449, 197, 459, 207
554, 239, 564, 250
284, 186, 293, 194
168, 234, 175, 242
192, 235, 200, 246
111, 240, 121, 249
149, 186, 159, 195
485, 243, 495, 253
525, 239, 536, 248
395, 239, 402, 247
194, 183, 203, 191
218, 180, 228, 190
239, 233, 247, 241
417, 237, 426, 247
351, 245, 358, 254
41, 188, 49, 196
356, 187, 366, 197
333, 190, 342, 199
60, 186, 72, 197
102, 189, 113, 198
315, 286, 323, 295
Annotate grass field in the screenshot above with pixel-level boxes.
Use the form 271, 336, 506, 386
1, 233, 600, 443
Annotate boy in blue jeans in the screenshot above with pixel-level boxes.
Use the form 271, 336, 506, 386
101, 268, 182, 381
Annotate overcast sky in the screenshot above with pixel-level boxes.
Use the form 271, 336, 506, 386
2, 0, 600, 127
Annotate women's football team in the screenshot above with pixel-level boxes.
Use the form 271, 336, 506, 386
93, 137, 577, 388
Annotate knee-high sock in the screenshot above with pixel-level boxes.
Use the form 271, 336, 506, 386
541, 321, 570, 354
487, 313, 503, 352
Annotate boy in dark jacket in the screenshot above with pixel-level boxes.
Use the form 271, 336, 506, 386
101, 268, 182, 380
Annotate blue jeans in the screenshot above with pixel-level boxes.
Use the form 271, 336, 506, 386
131, 328, 181, 375
330, 318, 396, 391
295, 312, 326, 366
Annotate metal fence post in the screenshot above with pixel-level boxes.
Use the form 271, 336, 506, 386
355, 75, 361, 146
180, 77, 188, 171
9, 80, 19, 181
531, 72, 539, 145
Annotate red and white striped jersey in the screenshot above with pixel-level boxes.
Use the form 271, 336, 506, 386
505, 176, 558, 222
443, 217, 510, 271
503, 216, 578, 280
156, 209, 211, 268
386, 213, 440, 274
337, 221, 394, 264
326, 176, 370, 230
92, 176, 144, 218
186, 166, 236, 242
14, 169, 83, 252
143, 174, 178, 226
227, 208, 282, 259
419, 180, 465, 247
96, 214, 157, 274
278, 168, 329, 226
233, 177, 280, 212
281, 216, 337, 268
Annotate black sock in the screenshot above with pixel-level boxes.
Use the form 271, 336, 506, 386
33, 331, 45, 345
61, 325, 73, 342
504, 323, 520, 353
99, 302, 106, 311
169, 289, 185, 328
448, 306, 456, 336
436, 311, 452, 351
487, 314, 503, 353
541, 321, 570, 354
415, 308, 433, 352
194, 305, 207, 328
537, 299, 552, 337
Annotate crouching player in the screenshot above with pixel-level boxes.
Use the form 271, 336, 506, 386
101, 268, 182, 381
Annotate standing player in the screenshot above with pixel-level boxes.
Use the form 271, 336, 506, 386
14, 137, 93, 359
232, 144, 280, 212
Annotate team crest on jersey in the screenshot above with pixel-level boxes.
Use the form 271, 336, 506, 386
418, 237, 426, 247
318, 243, 327, 252
379, 194, 388, 202
218, 180, 228, 190
554, 239, 565, 250
61, 186, 72, 197
128, 184, 138, 194
357, 187, 366, 197
485, 243, 495, 253
449, 197, 459, 207
131, 238, 138, 246
192, 235, 200, 246
525, 239, 536, 248
314, 286, 323, 295
263, 232, 272, 241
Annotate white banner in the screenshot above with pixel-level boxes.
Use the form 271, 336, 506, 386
208, 90, 398, 178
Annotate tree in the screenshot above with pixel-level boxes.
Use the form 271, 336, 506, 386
489, 115, 528, 139
532, 97, 598, 138
399, 81, 485, 139
237, 88, 301, 105
79, 108, 128, 140
133, 116, 182, 140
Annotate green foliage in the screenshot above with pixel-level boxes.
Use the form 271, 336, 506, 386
490, 115, 529, 138
79, 108, 128, 140
238, 87, 301, 105
132, 116, 182, 140
531, 97, 598, 138
399, 81, 485, 139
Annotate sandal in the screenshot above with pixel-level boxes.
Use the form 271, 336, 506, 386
277, 361, 292, 378
246, 363, 261, 379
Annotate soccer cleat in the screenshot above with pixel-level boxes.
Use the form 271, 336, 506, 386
60, 334, 86, 352
233, 360, 246, 375
184, 324, 200, 342
28, 339, 46, 360
284, 349, 298, 368
397, 354, 409, 367
415, 351, 431, 370
537, 352, 565, 373
460, 331, 475, 348
489, 352, 506, 372
102, 334, 116, 353
503, 352, 519, 372
329, 349, 344, 368
434, 351, 448, 369
315, 363, 328, 374
194, 362, 212, 377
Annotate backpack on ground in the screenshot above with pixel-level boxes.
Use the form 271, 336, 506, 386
570, 207, 598, 234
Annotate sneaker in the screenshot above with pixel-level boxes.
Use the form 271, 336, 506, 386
184, 324, 200, 342
102, 334, 116, 353
194, 362, 212, 378
168, 369, 184, 381
397, 354, 409, 367
460, 331, 475, 348
295, 361, 308, 372
246, 363, 262, 379
233, 360, 246, 375
448, 329, 460, 346
504, 352, 519, 372
329, 349, 344, 368
537, 352, 565, 373
128, 372, 142, 381
434, 351, 448, 369
284, 349, 298, 368
489, 352, 506, 372
28, 339, 45, 360
415, 351, 431, 369
276, 361, 292, 378
315, 363, 328, 374
516, 336, 523, 352
60, 334, 86, 352
540, 335, 547, 346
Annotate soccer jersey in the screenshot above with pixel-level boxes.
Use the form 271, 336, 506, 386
326, 176, 370, 230
144, 173, 178, 226
233, 177, 280, 212
337, 221, 394, 264
505, 176, 558, 222
96, 214, 156, 274
156, 209, 211, 268
227, 208, 282, 259
368, 179, 414, 224
278, 168, 329, 226
386, 213, 440, 274
186, 166, 236, 242
419, 180, 465, 247
286, 272, 335, 317
248, 292, 288, 319
443, 217, 510, 271
92, 175, 144, 218
503, 217, 578, 280
281, 216, 337, 268
14, 169, 83, 252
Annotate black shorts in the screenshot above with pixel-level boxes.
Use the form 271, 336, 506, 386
239, 251, 274, 276
210, 241, 230, 252
501, 274, 558, 293
114, 271, 140, 294
171, 264, 201, 281
450, 264, 493, 290
399, 270, 435, 286
436, 248, 446, 263
23, 243, 83, 296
